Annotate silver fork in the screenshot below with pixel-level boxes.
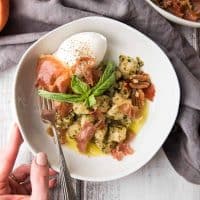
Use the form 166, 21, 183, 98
38, 97, 76, 200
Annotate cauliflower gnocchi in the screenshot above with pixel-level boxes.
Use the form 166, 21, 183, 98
38, 55, 155, 160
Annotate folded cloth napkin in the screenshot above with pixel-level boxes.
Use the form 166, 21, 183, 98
1, 0, 199, 184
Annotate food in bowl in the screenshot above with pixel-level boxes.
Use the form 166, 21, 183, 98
153, 0, 200, 21
35, 32, 155, 160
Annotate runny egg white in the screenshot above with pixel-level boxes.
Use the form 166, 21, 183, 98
54, 32, 107, 67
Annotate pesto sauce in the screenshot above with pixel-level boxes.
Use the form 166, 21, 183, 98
64, 101, 149, 156
65, 135, 105, 156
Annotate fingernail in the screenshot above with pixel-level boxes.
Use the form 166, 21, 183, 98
36, 152, 48, 166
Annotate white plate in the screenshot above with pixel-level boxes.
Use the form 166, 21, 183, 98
145, 0, 200, 28
13, 16, 180, 182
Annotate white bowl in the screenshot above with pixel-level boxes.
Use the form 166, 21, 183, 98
145, 0, 200, 28
13, 16, 180, 182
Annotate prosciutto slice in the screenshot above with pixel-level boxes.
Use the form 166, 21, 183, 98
111, 142, 134, 161
119, 102, 139, 119
36, 55, 71, 93
76, 122, 96, 152
54, 102, 73, 117
73, 57, 101, 86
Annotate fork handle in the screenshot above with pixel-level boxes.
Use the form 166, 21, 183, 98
52, 126, 77, 200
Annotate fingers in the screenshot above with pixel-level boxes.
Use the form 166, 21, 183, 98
12, 164, 31, 182
9, 164, 31, 195
13, 164, 57, 183
0, 124, 23, 182
8, 177, 29, 195
12, 164, 57, 195
25, 177, 57, 194
48, 177, 57, 188
10, 164, 57, 195
49, 168, 57, 176
30, 153, 49, 200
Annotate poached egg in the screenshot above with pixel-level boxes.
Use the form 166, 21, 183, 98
54, 32, 107, 67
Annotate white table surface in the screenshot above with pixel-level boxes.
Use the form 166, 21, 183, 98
0, 25, 200, 200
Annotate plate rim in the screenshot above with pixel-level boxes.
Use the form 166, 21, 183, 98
13, 16, 181, 182
145, 0, 200, 28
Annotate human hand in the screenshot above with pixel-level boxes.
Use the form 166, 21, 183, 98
0, 124, 57, 200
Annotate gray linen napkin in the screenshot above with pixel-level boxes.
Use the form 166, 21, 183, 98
1, 0, 199, 184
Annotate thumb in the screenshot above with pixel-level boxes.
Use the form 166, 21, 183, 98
30, 153, 49, 200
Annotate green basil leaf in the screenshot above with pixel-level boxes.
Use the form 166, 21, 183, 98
38, 90, 84, 103
91, 61, 115, 93
92, 73, 115, 96
71, 75, 90, 95
101, 61, 116, 81
87, 94, 96, 107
